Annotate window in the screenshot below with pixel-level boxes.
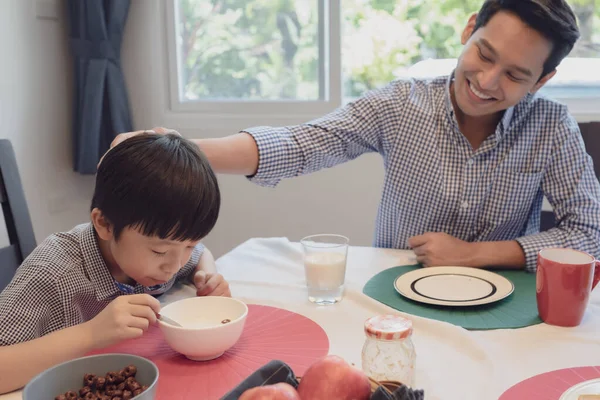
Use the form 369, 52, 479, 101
166, 0, 600, 117
166, 0, 339, 115
173, 0, 322, 101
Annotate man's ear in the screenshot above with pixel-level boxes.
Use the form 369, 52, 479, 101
91, 208, 114, 241
530, 70, 557, 94
461, 13, 478, 45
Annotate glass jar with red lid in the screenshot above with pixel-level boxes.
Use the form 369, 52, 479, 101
361, 314, 416, 387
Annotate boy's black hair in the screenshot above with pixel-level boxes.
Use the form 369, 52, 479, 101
91, 133, 220, 241
473, 0, 580, 78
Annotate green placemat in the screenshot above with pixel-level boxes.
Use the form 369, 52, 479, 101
362, 265, 542, 330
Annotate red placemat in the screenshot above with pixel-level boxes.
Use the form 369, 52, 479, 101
499, 366, 600, 399
89, 304, 329, 400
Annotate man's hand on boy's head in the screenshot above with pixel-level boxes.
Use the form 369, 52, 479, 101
97, 127, 182, 168
193, 270, 231, 297
110, 127, 180, 150
84, 294, 161, 350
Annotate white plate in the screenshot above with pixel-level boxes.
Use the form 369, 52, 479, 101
394, 266, 515, 307
559, 378, 600, 400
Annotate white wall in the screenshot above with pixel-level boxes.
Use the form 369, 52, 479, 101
121, 0, 384, 257
0, 0, 95, 246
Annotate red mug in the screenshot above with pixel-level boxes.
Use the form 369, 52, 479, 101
536, 248, 600, 327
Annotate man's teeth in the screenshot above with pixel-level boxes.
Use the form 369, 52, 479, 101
469, 82, 493, 100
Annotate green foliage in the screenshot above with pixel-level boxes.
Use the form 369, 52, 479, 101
177, 0, 599, 101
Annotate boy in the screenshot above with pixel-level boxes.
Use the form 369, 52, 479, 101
0, 133, 228, 394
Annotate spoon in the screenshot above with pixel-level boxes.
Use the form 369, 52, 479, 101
157, 314, 183, 327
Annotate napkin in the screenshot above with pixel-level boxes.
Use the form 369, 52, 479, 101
220, 360, 425, 400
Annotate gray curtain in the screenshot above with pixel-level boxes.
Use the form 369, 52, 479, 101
67, 0, 133, 174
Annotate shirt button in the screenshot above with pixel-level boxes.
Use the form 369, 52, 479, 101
467, 159, 474, 166
461, 201, 470, 209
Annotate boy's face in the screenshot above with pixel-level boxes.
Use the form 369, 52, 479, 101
91, 208, 200, 287
107, 227, 200, 287
452, 11, 555, 118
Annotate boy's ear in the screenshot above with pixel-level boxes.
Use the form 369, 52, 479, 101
91, 208, 114, 241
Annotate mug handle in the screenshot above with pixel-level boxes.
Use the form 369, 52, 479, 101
593, 260, 600, 290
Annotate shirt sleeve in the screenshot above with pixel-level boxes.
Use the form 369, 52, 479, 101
516, 113, 600, 271
0, 264, 66, 346
243, 83, 399, 188
175, 243, 206, 283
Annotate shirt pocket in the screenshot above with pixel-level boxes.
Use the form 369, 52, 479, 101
480, 168, 544, 233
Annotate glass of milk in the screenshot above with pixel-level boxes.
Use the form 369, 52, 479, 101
300, 234, 349, 305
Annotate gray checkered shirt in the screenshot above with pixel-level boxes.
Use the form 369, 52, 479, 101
0, 223, 202, 346
244, 74, 600, 272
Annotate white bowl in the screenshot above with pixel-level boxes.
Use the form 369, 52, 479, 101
157, 296, 248, 361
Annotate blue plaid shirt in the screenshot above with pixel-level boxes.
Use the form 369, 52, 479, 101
243, 74, 600, 272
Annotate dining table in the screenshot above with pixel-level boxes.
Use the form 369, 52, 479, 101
2, 236, 600, 400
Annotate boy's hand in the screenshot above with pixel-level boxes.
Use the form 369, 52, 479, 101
85, 294, 161, 349
193, 270, 231, 297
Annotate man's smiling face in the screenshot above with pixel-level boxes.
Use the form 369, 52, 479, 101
452, 11, 555, 118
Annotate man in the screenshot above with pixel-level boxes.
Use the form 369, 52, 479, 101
113, 0, 600, 272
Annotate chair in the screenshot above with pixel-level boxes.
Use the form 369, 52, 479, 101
540, 122, 600, 231
0, 139, 36, 292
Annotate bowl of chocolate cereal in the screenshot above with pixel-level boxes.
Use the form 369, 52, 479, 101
23, 353, 158, 400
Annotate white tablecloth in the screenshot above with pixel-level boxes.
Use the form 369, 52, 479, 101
4, 237, 600, 400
